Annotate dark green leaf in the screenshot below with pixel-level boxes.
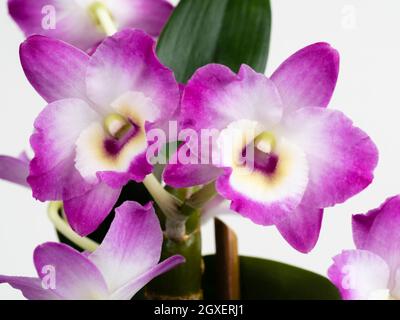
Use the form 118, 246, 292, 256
157, 0, 271, 83
202, 255, 340, 300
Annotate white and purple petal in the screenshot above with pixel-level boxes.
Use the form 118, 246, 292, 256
284, 107, 378, 209
271, 42, 339, 112
275, 204, 323, 253
9, 0, 173, 51
86, 29, 180, 120
33, 242, 109, 299
110, 255, 185, 300
0, 155, 29, 187
181, 64, 283, 132
63, 182, 121, 237
88, 201, 165, 292
28, 99, 99, 201
353, 196, 400, 272
20, 35, 90, 102
9, 0, 105, 51
105, 0, 173, 37
74, 91, 154, 184
0, 276, 61, 300
215, 133, 310, 226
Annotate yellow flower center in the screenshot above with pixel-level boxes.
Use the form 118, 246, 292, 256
88, 1, 117, 35
254, 131, 276, 154
103, 113, 132, 139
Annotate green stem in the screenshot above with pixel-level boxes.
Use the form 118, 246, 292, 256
145, 208, 203, 300
143, 174, 188, 241
185, 182, 217, 209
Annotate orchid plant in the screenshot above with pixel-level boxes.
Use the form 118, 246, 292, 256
0, 0, 388, 300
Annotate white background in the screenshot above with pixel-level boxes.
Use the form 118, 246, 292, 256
1, 0, 400, 299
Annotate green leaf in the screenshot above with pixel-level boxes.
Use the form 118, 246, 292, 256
202, 255, 340, 300
157, 0, 272, 83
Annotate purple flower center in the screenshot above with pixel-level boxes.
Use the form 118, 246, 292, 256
241, 131, 279, 175
254, 149, 279, 174
242, 146, 279, 175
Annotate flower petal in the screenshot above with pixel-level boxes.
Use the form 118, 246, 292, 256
33, 242, 109, 299
271, 42, 339, 112
105, 0, 173, 37
89, 201, 162, 292
9, 0, 104, 51
352, 207, 381, 249
284, 107, 378, 209
110, 255, 185, 300
28, 99, 99, 201
328, 250, 390, 300
163, 163, 222, 188
97, 152, 153, 188
0, 276, 60, 300
181, 64, 282, 132
20, 35, 90, 102
354, 196, 400, 272
275, 204, 323, 253
86, 29, 180, 118
63, 182, 121, 237
216, 167, 308, 226
163, 144, 223, 188
0, 155, 29, 187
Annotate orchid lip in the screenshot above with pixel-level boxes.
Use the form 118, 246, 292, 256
103, 123, 141, 156
102, 112, 142, 156
241, 131, 279, 175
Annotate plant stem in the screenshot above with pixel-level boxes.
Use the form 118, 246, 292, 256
143, 174, 187, 241
185, 182, 217, 209
145, 209, 203, 300
47, 202, 99, 252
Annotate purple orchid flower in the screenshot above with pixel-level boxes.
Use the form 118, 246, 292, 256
8, 0, 173, 51
0, 201, 185, 300
163, 43, 378, 253
20, 29, 180, 236
328, 196, 400, 300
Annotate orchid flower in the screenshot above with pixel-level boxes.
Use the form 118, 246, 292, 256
0, 201, 185, 300
328, 196, 400, 300
8, 0, 173, 51
19, 29, 180, 236
163, 43, 378, 253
